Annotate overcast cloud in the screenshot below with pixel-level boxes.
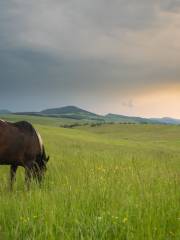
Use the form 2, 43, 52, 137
0, 0, 180, 116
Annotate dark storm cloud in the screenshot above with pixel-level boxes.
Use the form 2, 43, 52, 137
1, 47, 179, 96
0, 0, 180, 112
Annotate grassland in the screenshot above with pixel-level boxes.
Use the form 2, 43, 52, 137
0, 115, 179, 239
0, 114, 79, 127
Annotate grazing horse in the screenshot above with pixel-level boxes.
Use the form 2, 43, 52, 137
0, 119, 49, 189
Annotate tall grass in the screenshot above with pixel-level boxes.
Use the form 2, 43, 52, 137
0, 124, 179, 239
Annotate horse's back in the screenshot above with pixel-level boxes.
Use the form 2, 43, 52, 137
0, 120, 40, 166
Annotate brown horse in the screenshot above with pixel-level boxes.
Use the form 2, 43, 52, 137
0, 119, 49, 189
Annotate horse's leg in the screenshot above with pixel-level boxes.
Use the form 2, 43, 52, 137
25, 167, 32, 190
10, 165, 18, 190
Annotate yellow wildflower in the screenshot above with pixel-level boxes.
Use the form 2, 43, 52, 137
122, 217, 128, 223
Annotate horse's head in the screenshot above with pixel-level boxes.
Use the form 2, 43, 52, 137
34, 146, 49, 182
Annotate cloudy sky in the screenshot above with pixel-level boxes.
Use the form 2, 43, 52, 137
1, 0, 180, 117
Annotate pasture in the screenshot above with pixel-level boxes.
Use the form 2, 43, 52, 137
0, 116, 180, 239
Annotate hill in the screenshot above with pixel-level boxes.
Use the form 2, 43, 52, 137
11, 105, 180, 124
41, 106, 95, 115
105, 114, 180, 125
151, 117, 180, 125
40, 106, 103, 121
14, 106, 104, 122
104, 113, 154, 124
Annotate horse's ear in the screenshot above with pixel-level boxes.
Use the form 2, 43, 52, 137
46, 156, 50, 162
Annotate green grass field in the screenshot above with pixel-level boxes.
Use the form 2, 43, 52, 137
0, 116, 180, 239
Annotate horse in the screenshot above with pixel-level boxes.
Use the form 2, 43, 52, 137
0, 119, 49, 189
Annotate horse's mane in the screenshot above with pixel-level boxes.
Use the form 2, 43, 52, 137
13, 121, 35, 134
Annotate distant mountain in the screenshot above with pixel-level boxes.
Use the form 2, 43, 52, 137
104, 113, 155, 124
40, 106, 104, 121
41, 106, 98, 116
0, 109, 11, 114
105, 114, 180, 125
151, 117, 180, 125
13, 106, 180, 125
15, 106, 104, 121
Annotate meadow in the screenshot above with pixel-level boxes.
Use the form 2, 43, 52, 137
0, 116, 179, 239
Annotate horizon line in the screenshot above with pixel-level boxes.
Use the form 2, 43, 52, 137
1, 105, 180, 120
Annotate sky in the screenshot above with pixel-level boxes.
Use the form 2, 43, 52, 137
0, 0, 180, 118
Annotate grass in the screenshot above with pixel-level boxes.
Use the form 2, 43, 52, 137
0, 116, 180, 239
0, 114, 84, 127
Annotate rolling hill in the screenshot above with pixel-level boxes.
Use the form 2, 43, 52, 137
104, 114, 180, 125
104, 113, 154, 124
2, 106, 180, 124
150, 117, 180, 125
40, 106, 103, 121
14, 106, 104, 122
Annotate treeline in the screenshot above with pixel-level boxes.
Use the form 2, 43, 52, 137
60, 123, 89, 128
60, 122, 139, 129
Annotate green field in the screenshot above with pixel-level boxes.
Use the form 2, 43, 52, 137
0, 115, 180, 239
